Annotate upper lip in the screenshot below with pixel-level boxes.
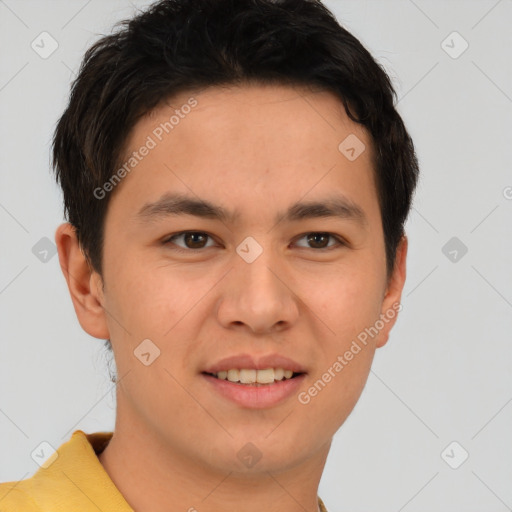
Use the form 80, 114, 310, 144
203, 353, 307, 374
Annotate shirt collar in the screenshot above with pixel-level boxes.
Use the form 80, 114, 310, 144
27, 429, 133, 511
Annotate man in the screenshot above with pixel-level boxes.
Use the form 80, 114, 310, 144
0, 0, 419, 510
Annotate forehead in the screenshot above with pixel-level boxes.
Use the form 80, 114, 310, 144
127, 82, 369, 164
110, 82, 380, 229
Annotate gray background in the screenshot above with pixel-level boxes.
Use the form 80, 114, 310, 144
1, 1, 511, 511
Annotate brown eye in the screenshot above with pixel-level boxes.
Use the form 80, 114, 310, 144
164, 231, 215, 251
307, 233, 330, 249
294, 232, 345, 250
183, 232, 209, 249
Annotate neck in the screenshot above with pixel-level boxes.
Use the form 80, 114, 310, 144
98, 410, 329, 512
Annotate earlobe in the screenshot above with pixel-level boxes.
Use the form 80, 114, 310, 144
55, 222, 110, 340
375, 235, 408, 349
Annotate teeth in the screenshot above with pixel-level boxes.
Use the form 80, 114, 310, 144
213, 368, 297, 384
227, 369, 239, 382
253, 368, 274, 384
240, 369, 257, 384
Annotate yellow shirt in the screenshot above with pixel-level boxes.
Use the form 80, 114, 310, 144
0, 430, 329, 511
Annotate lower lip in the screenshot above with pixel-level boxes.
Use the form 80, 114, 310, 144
202, 373, 306, 409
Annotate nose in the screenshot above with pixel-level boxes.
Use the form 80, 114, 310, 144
215, 248, 300, 335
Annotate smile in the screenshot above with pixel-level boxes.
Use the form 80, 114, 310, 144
206, 368, 300, 385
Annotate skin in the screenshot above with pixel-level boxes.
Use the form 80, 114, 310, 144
55, 83, 407, 512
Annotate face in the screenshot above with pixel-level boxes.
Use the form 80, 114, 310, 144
58, 83, 407, 475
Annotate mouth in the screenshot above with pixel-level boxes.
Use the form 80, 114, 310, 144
201, 353, 307, 408
202, 368, 305, 386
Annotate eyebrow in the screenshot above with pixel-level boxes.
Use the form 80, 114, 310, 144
136, 192, 368, 227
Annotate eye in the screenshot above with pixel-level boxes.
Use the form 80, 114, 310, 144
293, 232, 345, 250
163, 231, 217, 252
162, 231, 346, 253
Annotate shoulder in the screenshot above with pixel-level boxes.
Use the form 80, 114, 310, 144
0, 481, 42, 512
0, 430, 119, 512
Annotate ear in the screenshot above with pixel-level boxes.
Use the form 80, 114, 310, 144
55, 222, 110, 339
375, 235, 408, 349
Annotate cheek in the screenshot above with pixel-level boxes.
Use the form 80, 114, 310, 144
292, 264, 383, 415
296, 262, 384, 337
104, 259, 198, 338
294, 342, 376, 446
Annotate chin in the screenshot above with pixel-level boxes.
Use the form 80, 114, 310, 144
204, 434, 319, 475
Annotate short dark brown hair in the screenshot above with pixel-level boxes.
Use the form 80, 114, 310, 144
52, 0, 419, 281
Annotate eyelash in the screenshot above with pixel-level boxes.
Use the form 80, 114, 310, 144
162, 231, 346, 253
